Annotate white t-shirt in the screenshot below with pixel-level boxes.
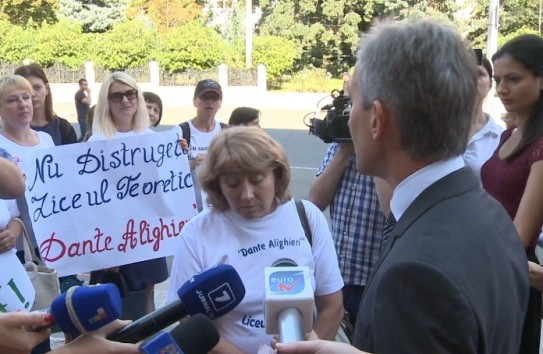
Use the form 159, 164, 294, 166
0, 199, 19, 253
0, 130, 55, 249
171, 121, 223, 211
463, 116, 504, 179
87, 128, 154, 142
167, 199, 344, 354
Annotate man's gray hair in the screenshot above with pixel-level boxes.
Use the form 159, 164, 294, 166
354, 19, 477, 161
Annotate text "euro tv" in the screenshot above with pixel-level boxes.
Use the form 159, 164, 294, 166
269, 270, 306, 294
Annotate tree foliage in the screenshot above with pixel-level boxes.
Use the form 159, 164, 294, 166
155, 22, 237, 73
128, 0, 202, 32
253, 35, 297, 82
91, 19, 157, 70
0, 19, 33, 62
32, 20, 89, 69
0, 0, 58, 27
58, 0, 129, 33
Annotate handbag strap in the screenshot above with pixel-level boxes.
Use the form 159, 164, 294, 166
13, 217, 41, 265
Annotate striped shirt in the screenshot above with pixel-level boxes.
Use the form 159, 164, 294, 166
318, 143, 385, 286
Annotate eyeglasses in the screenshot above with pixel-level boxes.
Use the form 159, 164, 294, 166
108, 89, 138, 102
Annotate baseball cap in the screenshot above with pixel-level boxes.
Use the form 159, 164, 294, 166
194, 79, 222, 99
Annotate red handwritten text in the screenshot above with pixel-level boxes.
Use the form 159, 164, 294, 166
39, 229, 113, 262
117, 218, 186, 253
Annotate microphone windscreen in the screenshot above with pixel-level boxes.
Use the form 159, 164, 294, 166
170, 314, 220, 354
178, 264, 245, 319
51, 284, 122, 336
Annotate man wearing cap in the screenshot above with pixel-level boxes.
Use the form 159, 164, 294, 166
174, 79, 228, 211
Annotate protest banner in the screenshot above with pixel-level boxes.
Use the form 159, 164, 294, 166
20, 130, 197, 276
0, 251, 35, 312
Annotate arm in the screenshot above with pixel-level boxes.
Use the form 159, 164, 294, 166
277, 340, 367, 354
49, 320, 139, 354
528, 261, 543, 292
209, 338, 246, 354
0, 218, 23, 253
313, 290, 344, 340
371, 262, 478, 353
0, 312, 51, 354
513, 160, 543, 247
0, 158, 24, 199
308, 144, 353, 211
82, 89, 91, 106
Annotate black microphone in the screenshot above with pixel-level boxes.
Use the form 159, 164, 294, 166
108, 264, 245, 343
139, 314, 220, 354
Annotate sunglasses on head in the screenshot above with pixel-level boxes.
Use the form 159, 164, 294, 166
108, 89, 138, 102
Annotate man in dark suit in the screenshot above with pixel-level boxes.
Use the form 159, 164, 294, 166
276, 19, 529, 354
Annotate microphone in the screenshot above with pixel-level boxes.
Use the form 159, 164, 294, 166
264, 266, 315, 343
49, 284, 122, 336
108, 264, 245, 343
139, 313, 220, 354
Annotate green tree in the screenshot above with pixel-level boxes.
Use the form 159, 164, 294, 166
128, 0, 203, 32
0, 0, 58, 27
92, 19, 157, 70
31, 20, 89, 69
253, 35, 297, 82
0, 19, 33, 62
156, 22, 236, 73
258, 0, 462, 74
58, 0, 129, 33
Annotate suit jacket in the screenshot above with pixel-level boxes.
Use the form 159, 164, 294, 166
352, 167, 529, 353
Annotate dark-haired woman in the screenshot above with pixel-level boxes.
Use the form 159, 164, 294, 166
481, 34, 543, 354
14, 64, 77, 145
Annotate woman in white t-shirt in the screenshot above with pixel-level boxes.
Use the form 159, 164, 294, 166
87, 72, 168, 317
0, 149, 21, 254
168, 127, 344, 354
0, 74, 55, 354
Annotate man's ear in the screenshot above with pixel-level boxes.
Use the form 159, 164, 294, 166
370, 100, 390, 139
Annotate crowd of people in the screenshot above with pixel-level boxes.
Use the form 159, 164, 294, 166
0, 16, 542, 354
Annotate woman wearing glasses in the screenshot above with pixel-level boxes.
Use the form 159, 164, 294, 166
88, 72, 168, 316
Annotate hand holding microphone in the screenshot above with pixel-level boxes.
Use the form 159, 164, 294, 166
139, 313, 220, 354
108, 264, 245, 343
264, 266, 315, 344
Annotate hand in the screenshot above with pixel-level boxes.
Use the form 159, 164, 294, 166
275, 339, 366, 354
336, 143, 354, 159
528, 261, 543, 292
50, 320, 140, 354
0, 228, 17, 253
190, 153, 207, 170
178, 138, 189, 153
0, 312, 52, 354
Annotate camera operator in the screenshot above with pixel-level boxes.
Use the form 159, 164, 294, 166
308, 140, 389, 328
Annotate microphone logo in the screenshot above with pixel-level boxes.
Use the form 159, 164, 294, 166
269, 270, 305, 295
208, 283, 236, 312
88, 308, 108, 324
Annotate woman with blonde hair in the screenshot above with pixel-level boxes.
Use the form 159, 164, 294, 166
0, 74, 55, 354
88, 72, 167, 316
168, 126, 344, 354
88, 71, 151, 141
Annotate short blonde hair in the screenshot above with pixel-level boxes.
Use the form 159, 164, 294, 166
199, 126, 292, 211
0, 75, 32, 104
93, 72, 149, 139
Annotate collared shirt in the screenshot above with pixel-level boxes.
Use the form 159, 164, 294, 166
318, 143, 385, 286
463, 115, 504, 179
391, 156, 465, 220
